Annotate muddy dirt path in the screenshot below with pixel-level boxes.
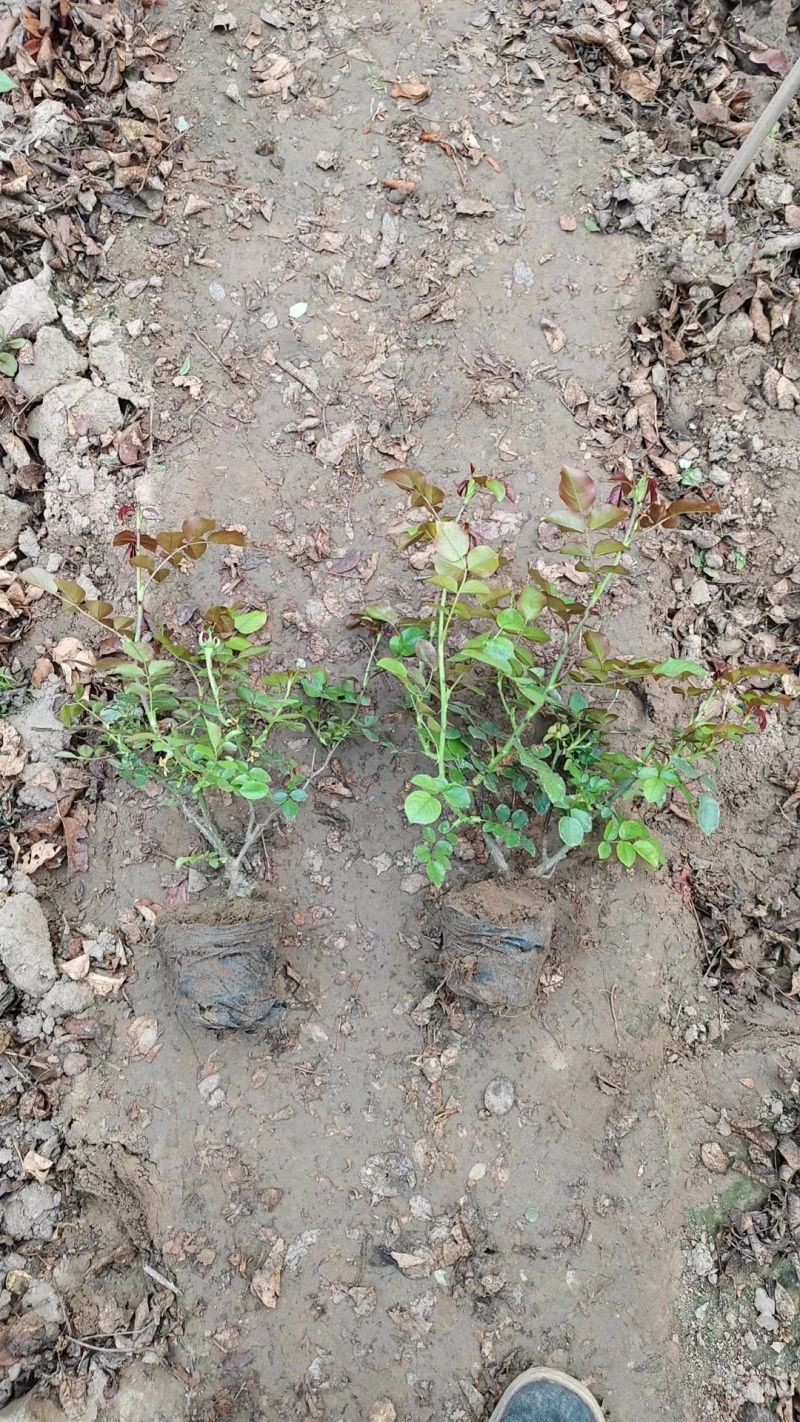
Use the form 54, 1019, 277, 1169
49, 0, 792, 1418
2, 0, 800, 1418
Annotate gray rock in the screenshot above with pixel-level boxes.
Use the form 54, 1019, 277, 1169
88, 324, 139, 402
27, 379, 122, 475
755, 173, 794, 212
688, 1240, 715, 1277
125, 78, 168, 121
0, 494, 31, 554
58, 306, 89, 341
19, 1279, 63, 1325
1, 1183, 60, 1242
0, 895, 55, 999
16, 528, 40, 560
689, 578, 711, 607
14, 1015, 43, 1042
38, 980, 93, 1020
754, 1285, 777, 1331
0, 269, 57, 340
484, 1077, 516, 1115
14, 327, 87, 401
110, 1362, 189, 1422
0, 1390, 73, 1420
718, 312, 754, 350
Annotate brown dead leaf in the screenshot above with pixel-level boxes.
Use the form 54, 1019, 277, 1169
251, 1238, 287, 1309
0, 725, 26, 780
317, 777, 353, 798
701, 1142, 730, 1174
541, 318, 566, 354
62, 814, 89, 873
329, 551, 361, 575
51, 637, 95, 690
114, 424, 145, 466
749, 295, 771, 345
391, 80, 429, 102
126, 1014, 161, 1061
618, 68, 660, 102
184, 194, 213, 218
563, 376, 588, 410
419, 130, 454, 157
143, 62, 178, 83
15, 840, 60, 876
22, 1149, 53, 1184
383, 177, 415, 195
135, 898, 165, 926
30, 657, 54, 688
60, 954, 90, 981
749, 48, 791, 76
455, 197, 495, 217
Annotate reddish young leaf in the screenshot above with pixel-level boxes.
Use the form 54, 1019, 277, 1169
558, 467, 596, 515
207, 529, 247, 545
113, 531, 137, 547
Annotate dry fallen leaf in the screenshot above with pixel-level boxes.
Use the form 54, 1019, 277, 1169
135, 898, 165, 927
15, 840, 60, 876
63, 805, 89, 873
60, 954, 91, 982
51, 637, 96, 690
184, 194, 213, 218
541, 318, 566, 354
143, 62, 178, 83
618, 68, 660, 102
700, 1143, 730, 1174
0, 725, 26, 780
126, 1015, 161, 1061
88, 971, 126, 997
22, 1150, 53, 1184
749, 47, 791, 76
455, 197, 495, 217
30, 657, 54, 688
251, 1237, 287, 1308
391, 80, 430, 102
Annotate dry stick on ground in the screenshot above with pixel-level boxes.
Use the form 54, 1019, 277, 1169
717, 54, 800, 197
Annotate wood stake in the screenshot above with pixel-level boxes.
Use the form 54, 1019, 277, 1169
718, 54, 800, 199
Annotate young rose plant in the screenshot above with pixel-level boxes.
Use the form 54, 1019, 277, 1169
24, 517, 368, 895
352, 467, 788, 888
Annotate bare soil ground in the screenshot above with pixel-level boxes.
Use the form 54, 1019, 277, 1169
1, 0, 799, 1419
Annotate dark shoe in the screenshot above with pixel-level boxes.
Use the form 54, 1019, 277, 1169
488, 1368, 604, 1422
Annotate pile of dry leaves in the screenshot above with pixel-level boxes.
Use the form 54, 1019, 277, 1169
0, 0, 182, 287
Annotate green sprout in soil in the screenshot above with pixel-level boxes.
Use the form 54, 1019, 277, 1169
352, 466, 788, 888
24, 517, 369, 896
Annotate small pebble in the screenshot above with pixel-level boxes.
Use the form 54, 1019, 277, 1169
484, 1076, 515, 1115
689, 578, 711, 607
368, 1402, 396, 1422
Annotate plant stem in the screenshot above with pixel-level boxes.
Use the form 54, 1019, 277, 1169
435, 587, 449, 778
